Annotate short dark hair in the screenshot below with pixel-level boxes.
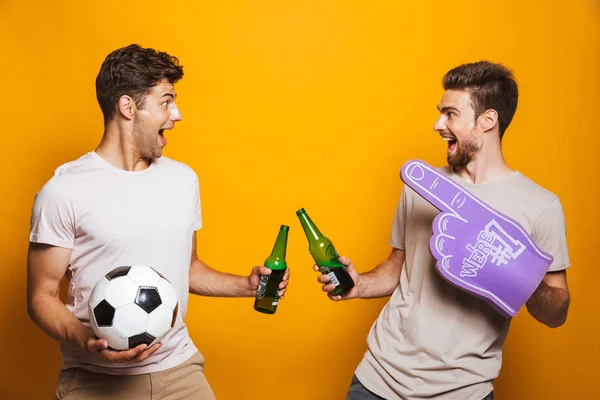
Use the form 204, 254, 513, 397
442, 61, 518, 139
95, 44, 184, 124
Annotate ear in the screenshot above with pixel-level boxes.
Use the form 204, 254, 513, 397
478, 109, 498, 133
117, 95, 136, 121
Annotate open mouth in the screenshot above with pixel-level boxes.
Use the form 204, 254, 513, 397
442, 136, 457, 152
159, 129, 167, 146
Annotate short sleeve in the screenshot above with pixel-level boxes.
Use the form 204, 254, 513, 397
532, 198, 570, 272
29, 177, 75, 249
390, 186, 408, 250
192, 173, 203, 231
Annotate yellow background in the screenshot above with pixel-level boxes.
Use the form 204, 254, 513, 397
1, 0, 598, 399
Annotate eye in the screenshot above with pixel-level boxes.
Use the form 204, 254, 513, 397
162, 101, 169, 107
448, 111, 456, 118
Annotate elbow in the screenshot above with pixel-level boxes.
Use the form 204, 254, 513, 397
543, 303, 570, 329
26, 292, 46, 324
545, 315, 567, 329
527, 300, 570, 329
26, 296, 38, 322
27, 302, 39, 327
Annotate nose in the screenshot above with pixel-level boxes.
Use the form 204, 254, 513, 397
170, 104, 183, 122
433, 115, 446, 132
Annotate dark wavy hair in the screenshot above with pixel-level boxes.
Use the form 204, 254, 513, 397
443, 61, 518, 139
95, 44, 184, 124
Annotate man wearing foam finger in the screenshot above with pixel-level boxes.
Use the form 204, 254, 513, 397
315, 61, 571, 400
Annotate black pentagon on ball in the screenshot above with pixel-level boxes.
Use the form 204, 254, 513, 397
106, 266, 131, 280
135, 287, 162, 313
94, 300, 115, 326
128, 332, 156, 348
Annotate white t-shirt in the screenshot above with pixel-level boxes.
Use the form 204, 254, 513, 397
29, 151, 202, 375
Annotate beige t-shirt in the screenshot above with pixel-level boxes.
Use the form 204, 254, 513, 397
355, 166, 570, 400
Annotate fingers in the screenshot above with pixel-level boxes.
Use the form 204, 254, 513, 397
321, 283, 337, 293
97, 343, 147, 363
400, 160, 470, 218
93, 340, 164, 363
278, 268, 290, 288
131, 343, 162, 362
86, 337, 108, 352
317, 273, 330, 285
327, 293, 343, 301
338, 256, 352, 267
256, 266, 271, 276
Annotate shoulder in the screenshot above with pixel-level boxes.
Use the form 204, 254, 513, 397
510, 171, 560, 207
154, 156, 199, 183
53, 152, 100, 179
36, 153, 97, 199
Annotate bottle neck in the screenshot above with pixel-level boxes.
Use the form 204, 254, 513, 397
270, 227, 289, 259
297, 211, 323, 242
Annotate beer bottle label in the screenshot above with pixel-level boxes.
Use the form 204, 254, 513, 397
256, 275, 268, 299
328, 271, 341, 287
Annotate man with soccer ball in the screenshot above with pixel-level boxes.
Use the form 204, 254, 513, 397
26, 44, 290, 399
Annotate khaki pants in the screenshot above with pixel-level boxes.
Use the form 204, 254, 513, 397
55, 352, 216, 400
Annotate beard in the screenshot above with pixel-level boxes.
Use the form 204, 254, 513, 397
447, 133, 480, 169
133, 118, 165, 159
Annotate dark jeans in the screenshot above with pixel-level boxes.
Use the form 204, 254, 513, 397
345, 375, 494, 400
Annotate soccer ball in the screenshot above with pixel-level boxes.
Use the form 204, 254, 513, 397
88, 265, 179, 350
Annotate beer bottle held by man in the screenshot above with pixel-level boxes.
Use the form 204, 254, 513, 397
254, 225, 289, 314
296, 208, 354, 296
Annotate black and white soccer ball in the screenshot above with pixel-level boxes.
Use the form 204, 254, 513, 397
88, 265, 179, 351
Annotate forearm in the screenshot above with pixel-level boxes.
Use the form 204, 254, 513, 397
526, 280, 570, 328
189, 258, 253, 297
28, 294, 91, 349
357, 260, 400, 299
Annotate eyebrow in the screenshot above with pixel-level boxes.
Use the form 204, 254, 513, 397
161, 93, 176, 99
437, 106, 459, 113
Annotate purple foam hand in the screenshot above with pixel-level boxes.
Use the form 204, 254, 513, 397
400, 160, 553, 318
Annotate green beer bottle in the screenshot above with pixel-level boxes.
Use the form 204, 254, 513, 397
296, 208, 355, 296
254, 225, 289, 314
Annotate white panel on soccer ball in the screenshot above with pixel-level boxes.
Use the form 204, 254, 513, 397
112, 303, 149, 337
88, 277, 110, 308
104, 277, 139, 308
146, 304, 175, 338
97, 326, 129, 351
154, 329, 171, 346
155, 277, 178, 309
127, 265, 160, 287
88, 305, 100, 333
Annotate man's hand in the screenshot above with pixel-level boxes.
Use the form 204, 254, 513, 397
247, 266, 290, 299
314, 256, 361, 301
79, 327, 162, 363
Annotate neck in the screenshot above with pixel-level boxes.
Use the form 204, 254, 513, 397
95, 120, 151, 171
453, 138, 513, 185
